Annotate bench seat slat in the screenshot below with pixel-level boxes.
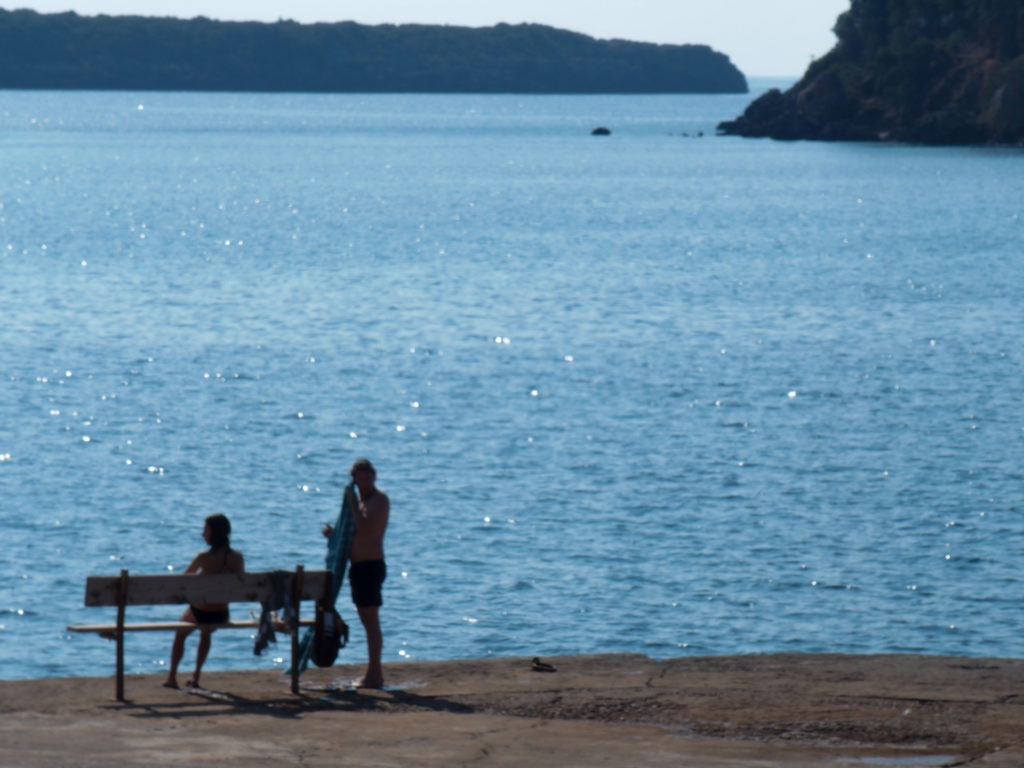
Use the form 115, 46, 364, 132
84, 570, 331, 607
67, 618, 316, 633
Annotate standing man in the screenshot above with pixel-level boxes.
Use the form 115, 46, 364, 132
323, 458, 389, 689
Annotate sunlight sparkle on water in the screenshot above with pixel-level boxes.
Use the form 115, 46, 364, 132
4, 91, 1024, 677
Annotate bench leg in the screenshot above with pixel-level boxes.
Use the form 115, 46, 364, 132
116, 632, 125, 702
290, 630, 299, 694
290, 565, 304, 694
116, 569, 128, 702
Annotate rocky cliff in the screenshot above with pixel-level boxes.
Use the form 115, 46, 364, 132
718, 0, 1024, 144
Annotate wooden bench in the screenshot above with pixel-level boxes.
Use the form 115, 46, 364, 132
67, 566, 330, 700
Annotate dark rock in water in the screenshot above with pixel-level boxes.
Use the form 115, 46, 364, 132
717, 0, 1024, 146
591, 127, 611, 135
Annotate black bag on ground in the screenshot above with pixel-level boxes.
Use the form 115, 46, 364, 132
310, 600, 349, 668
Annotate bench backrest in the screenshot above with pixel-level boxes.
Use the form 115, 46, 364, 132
84, 569, 331, 607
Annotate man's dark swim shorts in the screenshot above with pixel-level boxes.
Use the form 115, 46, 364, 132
349, 560, 386, 608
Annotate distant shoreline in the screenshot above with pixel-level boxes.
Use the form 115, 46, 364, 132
0, 9, 747, 95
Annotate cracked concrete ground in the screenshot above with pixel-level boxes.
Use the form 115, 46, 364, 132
1, 653, 1021, 767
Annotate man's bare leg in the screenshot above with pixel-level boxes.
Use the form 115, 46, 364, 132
356, 605, 383, 688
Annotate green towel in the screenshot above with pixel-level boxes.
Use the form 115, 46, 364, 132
292, 482, 354, 674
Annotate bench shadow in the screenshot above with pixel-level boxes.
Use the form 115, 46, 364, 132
111, 685, 476, 721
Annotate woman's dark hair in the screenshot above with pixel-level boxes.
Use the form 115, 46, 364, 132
205, 514, 231, 550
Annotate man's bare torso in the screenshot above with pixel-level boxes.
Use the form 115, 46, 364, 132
350, 488, 389, 563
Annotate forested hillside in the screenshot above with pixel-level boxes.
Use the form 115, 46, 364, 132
0, 9, 747, 94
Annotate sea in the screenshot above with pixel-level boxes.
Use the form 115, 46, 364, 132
1, 80, 1022, 681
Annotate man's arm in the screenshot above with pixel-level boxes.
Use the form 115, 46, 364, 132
353, 492, 389, 540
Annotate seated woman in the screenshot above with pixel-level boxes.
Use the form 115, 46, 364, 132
163, 514, 244, 689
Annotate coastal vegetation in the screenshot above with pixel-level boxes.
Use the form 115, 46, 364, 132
0, 8, 747, 94
718, 0, 1024, 144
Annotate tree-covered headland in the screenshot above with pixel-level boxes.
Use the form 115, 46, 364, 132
0, 8, 747, 94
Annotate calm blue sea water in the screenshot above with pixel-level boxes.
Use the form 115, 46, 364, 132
1, 81, 1022, 681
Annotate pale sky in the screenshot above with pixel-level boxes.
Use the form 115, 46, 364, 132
10, 1, 852, 76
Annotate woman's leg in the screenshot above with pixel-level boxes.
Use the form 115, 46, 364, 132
164, 608, 196, 688
189, 628, 215, 687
